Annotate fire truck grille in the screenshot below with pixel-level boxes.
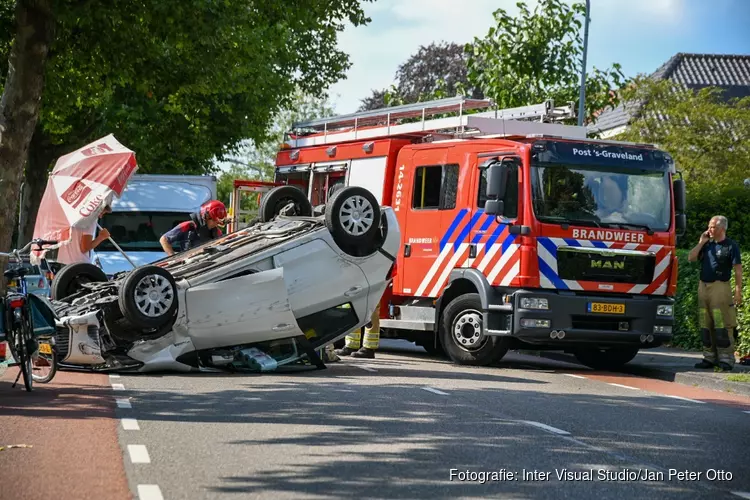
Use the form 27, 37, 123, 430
556, 248, 655, 285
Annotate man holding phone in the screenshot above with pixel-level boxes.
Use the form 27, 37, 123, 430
688, 215, 743, 371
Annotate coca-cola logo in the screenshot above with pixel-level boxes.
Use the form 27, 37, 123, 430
61, 180, 92, 209
81, 143, 113, 157
79, 194, 105, 218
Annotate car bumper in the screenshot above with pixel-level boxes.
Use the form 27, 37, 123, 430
487, 288, 675, 348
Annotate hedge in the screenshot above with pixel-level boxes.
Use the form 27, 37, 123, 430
679, 185, 750, 250
673, 249, 750, 357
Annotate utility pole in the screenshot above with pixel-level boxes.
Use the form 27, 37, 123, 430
577, 0, 591, 126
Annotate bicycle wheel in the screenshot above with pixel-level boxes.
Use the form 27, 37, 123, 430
32, 338, 57, 383
18, 305, 34, 392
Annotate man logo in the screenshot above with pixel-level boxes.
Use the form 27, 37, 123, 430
591, 260, 625, 270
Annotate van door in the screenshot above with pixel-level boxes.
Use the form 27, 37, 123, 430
469, 157, 521, 286
396, 152, 463, 298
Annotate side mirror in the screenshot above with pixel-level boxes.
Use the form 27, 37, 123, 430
484, 161, 509, 216
673, 178, 686, 214
675, 213, 686, 237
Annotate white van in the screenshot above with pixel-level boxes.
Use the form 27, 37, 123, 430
94, 174, 217, 276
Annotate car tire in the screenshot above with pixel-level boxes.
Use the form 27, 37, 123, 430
118, 265, 178, 330
260, 185, 313, 222
325, 186, 381, 255
51, 263, 108, 301
574, 347, 640, 371
440, 293, 509, 366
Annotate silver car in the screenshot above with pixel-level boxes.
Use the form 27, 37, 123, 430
48, 186, 399, 372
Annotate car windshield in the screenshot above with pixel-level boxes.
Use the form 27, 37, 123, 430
530, 163, 671, 232
98, 212, 192, 251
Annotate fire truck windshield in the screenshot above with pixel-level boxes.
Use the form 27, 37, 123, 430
530, 163, 672, 232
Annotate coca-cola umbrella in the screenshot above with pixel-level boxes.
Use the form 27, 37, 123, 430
31, 134, 139, 267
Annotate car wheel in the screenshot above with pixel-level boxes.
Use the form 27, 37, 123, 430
440, 293, 509, 366
118, 265, 178, 330
51, 263, 108, 301
574, 347, 640, 371
325, 186, 381, 255
260, 185, 313, 222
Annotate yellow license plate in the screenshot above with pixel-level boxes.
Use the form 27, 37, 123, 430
589, 302, 625, 314
38, 343, 52, 355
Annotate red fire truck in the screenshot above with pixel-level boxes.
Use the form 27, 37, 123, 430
273, 97, 687, 370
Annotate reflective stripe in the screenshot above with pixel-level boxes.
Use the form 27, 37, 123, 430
345, 331, 361, 349
699, 308, 709, 328
363, 331, 380, 350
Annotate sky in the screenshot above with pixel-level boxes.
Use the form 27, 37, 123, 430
327, 0, 750, 115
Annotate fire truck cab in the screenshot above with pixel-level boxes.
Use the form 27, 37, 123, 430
274, 97, 687, 370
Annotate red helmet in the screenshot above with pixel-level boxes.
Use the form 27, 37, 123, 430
201, 200, 227, 223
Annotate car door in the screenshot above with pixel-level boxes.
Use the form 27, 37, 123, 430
183, 267, 305, 350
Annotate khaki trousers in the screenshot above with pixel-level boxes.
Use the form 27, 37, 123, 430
698, 281, 737, 366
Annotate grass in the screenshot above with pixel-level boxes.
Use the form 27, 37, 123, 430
726, 373, 750, 383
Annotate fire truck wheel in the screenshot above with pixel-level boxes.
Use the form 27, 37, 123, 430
573, 346, 640, 371
325, 186, 382, 254
51, 262, 108, 301
440, 293, 509, 366
260, 185, 313, 222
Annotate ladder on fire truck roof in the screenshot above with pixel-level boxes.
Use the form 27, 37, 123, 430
284, 96, 588, 148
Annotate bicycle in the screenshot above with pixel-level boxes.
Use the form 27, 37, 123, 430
1, 239, 58, 391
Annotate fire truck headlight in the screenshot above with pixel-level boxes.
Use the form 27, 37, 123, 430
656, 305, 673, 317
520, 297, 549, 310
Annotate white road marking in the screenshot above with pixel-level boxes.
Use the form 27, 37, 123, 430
137, 484, 164, 500
608, 383, 640, 391
744, 411, 750, 415
116, 398, 132, 409
731, 492, 750, 500
128, 445, 151, 464
522, 420, 571, 435
422, 387, 449, 396
122, 418, 140, 431
663, 395, 706, 404
356, 365, 377, 372
109, 374, 120, 379
564, 374, 586, 379
111, 383, 125, 391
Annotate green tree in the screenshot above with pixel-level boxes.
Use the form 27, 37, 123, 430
1, 0, 372, 245
216, 89, 334, 222
616, 77, 750, 190
466, 0, 626, 123
358, 42, 482, 111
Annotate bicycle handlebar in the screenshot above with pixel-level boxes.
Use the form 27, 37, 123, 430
0, 239, 58, 262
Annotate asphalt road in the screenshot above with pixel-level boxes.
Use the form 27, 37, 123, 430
2, 341, 750, 500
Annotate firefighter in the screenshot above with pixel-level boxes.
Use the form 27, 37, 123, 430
335, 302, 381, 359
160, 200, 227, 255
688, 215, 743, 371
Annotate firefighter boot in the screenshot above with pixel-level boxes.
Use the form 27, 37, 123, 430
351, 312, 380, 359
335, 328, 361, 356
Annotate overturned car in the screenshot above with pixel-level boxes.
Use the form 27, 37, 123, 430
48, 186, 399, 372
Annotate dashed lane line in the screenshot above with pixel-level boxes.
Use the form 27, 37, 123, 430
128, 445, 151, 464
662, 395, 706, 404
111, 383, 126, 391
356, 365, 378, 372
137, 484, 164, 500
731, 492, 750, 500
608, 383, 640, 391
522, 420, 571, 436
422, 387, 449, 396
122, 418, 140, 431
564, 374, 586, 379
109, 374, 120, 379
116, 398, 132, 409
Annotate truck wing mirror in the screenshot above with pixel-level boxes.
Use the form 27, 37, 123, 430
673, 178, 686, 214
675, 213, 686, 237
484, 157, 518, 216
